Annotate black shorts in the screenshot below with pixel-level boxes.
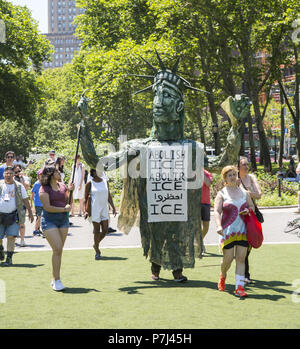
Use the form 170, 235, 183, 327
223, 240, 249, 250
201, 204, 211, 221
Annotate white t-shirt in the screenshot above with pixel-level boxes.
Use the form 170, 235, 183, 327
0, 182, 28, 213
87, 172, 109, 183
13, 160, 25, 168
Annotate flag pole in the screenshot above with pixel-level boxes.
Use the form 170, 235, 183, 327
68, 123, 82, 205
68, 89, 88, 205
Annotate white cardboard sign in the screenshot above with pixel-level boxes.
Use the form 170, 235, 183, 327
147, 144, 188, 222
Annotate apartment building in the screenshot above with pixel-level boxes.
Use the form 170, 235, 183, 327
44, 0, 83, 69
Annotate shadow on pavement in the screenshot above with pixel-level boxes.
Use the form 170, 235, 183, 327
119, 278, 292, 301
0, 263, 44, 268
98, 256, 128, 261
119, 279, 218, 294
246, 279, 292, 295
15, 244, 46, 248
63, 287, 100, 294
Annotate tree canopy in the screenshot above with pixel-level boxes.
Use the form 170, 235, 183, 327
0, 0, 52, 157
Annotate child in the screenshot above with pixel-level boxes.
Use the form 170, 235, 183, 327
30, 170, 43, 236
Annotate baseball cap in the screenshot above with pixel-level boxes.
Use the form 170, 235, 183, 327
49, 150, 56, 155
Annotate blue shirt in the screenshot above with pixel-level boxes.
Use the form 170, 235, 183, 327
0, 164, 5, 180
32, 181, 43, 207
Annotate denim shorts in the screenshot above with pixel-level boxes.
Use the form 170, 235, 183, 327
41, 210, 69, 231
35, 206, 43, 217
0, 222, 20, 239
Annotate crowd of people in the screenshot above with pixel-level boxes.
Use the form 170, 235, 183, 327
0, 150, 117, 291
0, 149, 296, 296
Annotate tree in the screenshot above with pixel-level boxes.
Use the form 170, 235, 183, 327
72, 0, 299, 167
197, 0, 299, 171
33, 63, 84, 149
0, 0, 52, 155
0, 119, 34, 160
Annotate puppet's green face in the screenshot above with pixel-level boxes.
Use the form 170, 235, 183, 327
153, 83, 183, 124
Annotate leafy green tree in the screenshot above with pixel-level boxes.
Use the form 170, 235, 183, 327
71, 0, 299, 170
195, 0, 299, 171
0, 0, 52, 156
0, 119, 34, 161
33, 63, 84, 148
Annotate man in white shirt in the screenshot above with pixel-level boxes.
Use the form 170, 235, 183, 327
0, 167, 34, 265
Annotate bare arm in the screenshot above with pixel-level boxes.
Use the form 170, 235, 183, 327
23, 198, 34, 223
214, 192, 224, 235
84, 181, 91, 207
30, 192, 34, 208
246, 192, 255, 211
107, 182, 117, 216
203, 172, 212, 187
249, 174, 262, 200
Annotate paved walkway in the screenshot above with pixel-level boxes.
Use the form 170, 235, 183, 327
11, 206, 300, 253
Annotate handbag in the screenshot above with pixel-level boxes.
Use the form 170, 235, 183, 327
241, 209, 263, 248
240, 177, 264, 223
0, 210, 17, 227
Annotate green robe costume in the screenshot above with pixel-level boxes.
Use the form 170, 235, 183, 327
79, 125, 204, 271
77, 53, 250, 273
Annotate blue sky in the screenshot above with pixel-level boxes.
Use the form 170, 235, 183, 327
7, 0, 48, 33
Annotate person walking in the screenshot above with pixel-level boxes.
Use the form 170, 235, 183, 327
55, 156, 66, 184
201, 156, 213, 254
0, 151, 16, 180
39, 165, 73, 291
13, 165, 31, 246
84, 168, 116, 260
31, 170, 43, 236
70, 155, 85, 217
214, 165, 254, 297
0, 167, 34, 266
239, 156, 262, 284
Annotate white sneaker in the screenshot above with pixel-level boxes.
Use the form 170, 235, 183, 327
51, 279, 66, 291
20, 240, 26, 247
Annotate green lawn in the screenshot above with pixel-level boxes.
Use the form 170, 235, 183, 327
0, 244, 299, 329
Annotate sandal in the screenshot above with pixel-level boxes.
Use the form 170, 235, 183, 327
245, 278, 254, 285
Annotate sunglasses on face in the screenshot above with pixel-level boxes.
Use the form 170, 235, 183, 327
14, 171, 21, 174
6, 156, 14, 159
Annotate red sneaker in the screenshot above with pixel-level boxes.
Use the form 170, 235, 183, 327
218, 274, 226, 291
235, 285, 248, 297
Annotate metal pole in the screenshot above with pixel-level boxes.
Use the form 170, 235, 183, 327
68, 124, 82, 205
274, 133, 277, 163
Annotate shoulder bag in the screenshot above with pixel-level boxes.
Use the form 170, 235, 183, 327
240, 177, 264, 223
241, 209, 264, 248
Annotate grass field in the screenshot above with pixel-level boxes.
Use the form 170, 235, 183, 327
0, 244, 299, 329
